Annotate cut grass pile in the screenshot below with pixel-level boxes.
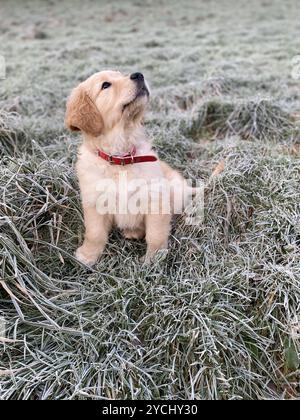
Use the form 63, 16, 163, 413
0, 0, 300, 400
0, 111, 27, 157
185, 99, 298, 141
1, 122, 299, 399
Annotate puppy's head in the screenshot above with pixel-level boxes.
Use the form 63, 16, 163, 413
65, 70, 150, 136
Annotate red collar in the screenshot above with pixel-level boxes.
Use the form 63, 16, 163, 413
97, 146, 158, 165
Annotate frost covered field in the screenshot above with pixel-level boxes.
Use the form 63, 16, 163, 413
0, 0, 300, 400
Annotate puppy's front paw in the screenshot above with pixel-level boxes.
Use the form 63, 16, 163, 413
140, 249, 169, 265
75, 247, 99, 266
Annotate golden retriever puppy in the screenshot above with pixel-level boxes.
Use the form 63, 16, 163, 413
65, 70, 193, 265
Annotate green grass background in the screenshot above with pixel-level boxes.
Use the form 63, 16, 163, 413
0, 0, 299, 399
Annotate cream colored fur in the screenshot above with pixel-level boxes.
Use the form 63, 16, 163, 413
65, 70, 191, 265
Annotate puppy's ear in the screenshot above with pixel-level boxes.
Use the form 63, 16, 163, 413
65, 86, 103, 136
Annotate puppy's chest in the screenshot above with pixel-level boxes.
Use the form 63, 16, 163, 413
78, 160, 161, 207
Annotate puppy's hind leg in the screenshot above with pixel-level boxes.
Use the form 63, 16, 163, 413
123, 228, 145, 240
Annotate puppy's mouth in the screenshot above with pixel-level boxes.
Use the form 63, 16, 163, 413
122, 86, 149, 112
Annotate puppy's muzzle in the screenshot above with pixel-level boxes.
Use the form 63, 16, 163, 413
130, 72, 149, 97
130, 72, 144, 83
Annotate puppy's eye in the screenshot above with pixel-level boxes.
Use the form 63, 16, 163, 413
101, 82, 111, 90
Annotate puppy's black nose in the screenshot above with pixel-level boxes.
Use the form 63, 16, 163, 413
130, 72, 144, 82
